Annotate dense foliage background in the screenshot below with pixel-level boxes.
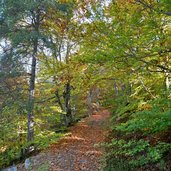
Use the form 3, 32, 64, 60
0, 0, 170, 170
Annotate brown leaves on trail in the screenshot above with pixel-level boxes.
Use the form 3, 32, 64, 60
18, 110, 110, 171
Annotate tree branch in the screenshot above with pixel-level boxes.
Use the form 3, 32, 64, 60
135, 0, 171, 16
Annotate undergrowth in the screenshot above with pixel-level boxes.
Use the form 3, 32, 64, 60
103, 98, 171, 171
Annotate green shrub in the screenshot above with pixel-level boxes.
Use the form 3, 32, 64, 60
105, 98, 171, 169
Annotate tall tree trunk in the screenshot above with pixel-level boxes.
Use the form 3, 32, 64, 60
63, 41, 72, 126
63, 82, 72, 126
165, 55, 170, 98
27, 40, 37, 143
27, 9, 40, 147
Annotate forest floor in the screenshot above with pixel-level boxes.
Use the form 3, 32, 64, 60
17, 109, 110, 171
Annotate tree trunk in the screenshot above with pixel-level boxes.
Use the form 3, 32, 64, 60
27, 9, 40, 148
165, 55, 170, 98
27, 41, 37, 143
63, 82, 72, 126
55, 89, 64, 111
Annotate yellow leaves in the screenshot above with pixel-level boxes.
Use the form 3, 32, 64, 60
139, 103, 152, 111
116, 0, 134, 5
164, 24, 171, 33
59, 0, 74, 3
0, 146, 7, 153
143, 127, 150, 131
60, 0, 69, 3
50, 87, 57, 94
160, 23, 171, 48
50, 105, 62, 112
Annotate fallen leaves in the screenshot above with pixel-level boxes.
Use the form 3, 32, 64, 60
17, 110, 110, 171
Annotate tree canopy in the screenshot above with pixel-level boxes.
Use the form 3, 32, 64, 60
0, 0, 170, 170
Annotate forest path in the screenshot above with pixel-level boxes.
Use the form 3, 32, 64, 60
18, 110, 110, 171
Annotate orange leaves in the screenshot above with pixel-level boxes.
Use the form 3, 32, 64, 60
139, 103, 152, 111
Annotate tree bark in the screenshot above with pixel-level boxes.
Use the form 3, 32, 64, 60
27, 40, 37, 143
55, 89, 64, 111
27, 9, 40, 145
63, 82, 72, 126
165, 55, 170, 98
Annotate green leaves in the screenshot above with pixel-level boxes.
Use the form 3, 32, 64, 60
105, 138, 171, 167
0, 0, 170, 169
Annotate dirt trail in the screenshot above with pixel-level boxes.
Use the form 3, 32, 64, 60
18, 110, 110, 171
